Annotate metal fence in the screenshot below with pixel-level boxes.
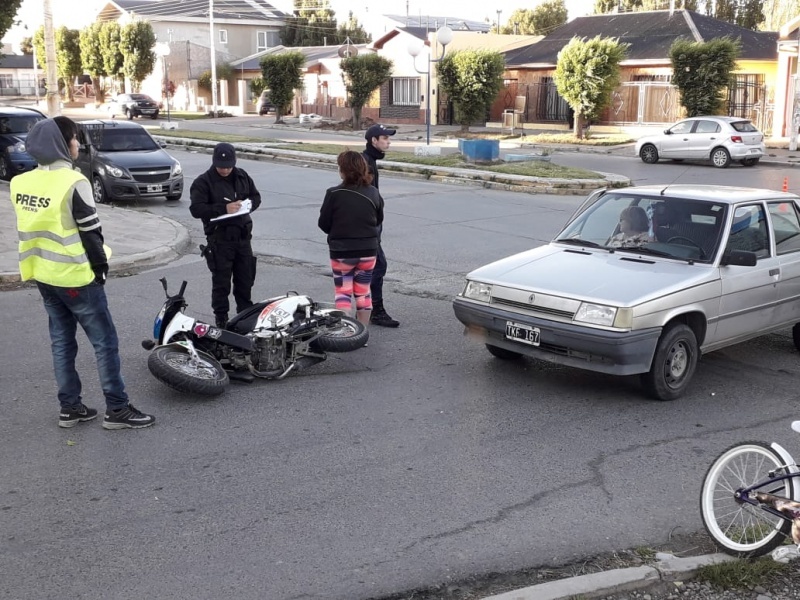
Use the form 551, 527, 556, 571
0, 78, 45, 97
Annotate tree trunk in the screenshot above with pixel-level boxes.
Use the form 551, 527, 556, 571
92, 77, 103, 105
352, 106, 361, 130
574, 113, 584, 140
460, 123, 470, 133
275, 108, 283, 124
64, 78, 74, 103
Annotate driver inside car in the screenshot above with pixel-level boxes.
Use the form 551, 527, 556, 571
607, 205, 653, 247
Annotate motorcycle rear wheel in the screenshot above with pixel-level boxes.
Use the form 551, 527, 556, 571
312, 316, 369, 352
148, 346, 229, 397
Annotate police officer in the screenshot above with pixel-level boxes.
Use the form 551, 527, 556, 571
362, 124, 399, 328
190, 143, 262, 328
10, 116, 155, 430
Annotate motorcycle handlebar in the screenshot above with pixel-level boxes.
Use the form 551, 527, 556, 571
178, 281, 187, 297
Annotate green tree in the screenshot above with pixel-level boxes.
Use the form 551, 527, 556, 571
32, 26, 45, 70
249, 76, 267, 106
594, 0, 697, 13
99, 21, 124, 89
259, 52, 305, 123
437, 50, 506, 133
280, 0, 338, 47
340, 53, 392, 129
500, 9, 536, 34
669, 37, 740, 117
120, 20, 156, 92
337, 11, 371, 44
19, 36, 33, 55
554, 36, 628, 139
0, 0, 22, 49
80, 22, 107, 103
529, 0, 568, 35
763, 0, 800, 31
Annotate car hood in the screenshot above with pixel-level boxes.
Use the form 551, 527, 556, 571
94, 149, 174, 167
467, 244, 717, 306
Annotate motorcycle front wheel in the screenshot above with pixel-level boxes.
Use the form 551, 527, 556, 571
148, 346, 229, 397
312, 316, 369, 352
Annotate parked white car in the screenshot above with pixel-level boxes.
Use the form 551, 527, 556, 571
635, 116, 765, 168
453, 185, 800, 401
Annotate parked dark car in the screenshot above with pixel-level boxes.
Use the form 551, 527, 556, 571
0, 105, 46, 180
75, 120, 183, 203
256, 90, 276, 115
108, 93, 160, 120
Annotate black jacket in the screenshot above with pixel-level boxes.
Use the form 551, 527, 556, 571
189, 166, 262, 237
318, 183, 384, 258
362, 144, 384, 191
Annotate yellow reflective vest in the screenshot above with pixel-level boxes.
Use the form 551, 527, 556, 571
11, 168, 97, 287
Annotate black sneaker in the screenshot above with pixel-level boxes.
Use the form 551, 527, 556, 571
371, 309, 399, 328
58, 404, 98, 428
102, 404, 156, 430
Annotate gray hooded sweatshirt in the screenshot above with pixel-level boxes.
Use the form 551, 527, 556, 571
24, 119, 107, 277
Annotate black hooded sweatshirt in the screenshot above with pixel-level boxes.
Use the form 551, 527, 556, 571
189, 166, 262, 237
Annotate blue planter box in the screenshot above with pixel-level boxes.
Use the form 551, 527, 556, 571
460, 139, 500, 162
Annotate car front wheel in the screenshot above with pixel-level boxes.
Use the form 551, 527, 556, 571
639, 144, 659, 164
641, 323, 698, 401
92, 175, 108, 204
126, 109, 134, 120
710, 147, 731, 168
0, 154, 10, 180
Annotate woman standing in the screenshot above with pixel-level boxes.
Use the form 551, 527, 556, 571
318, 151, 384, 327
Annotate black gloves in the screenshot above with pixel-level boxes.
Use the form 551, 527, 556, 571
93, 263, 109, 285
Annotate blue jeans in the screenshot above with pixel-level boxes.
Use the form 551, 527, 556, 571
36, 282, 129, 410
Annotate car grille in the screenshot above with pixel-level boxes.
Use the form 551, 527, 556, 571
492, 297, 575, 320
129, 167, 171, 183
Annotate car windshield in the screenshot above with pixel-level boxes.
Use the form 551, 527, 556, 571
87, 127, 160, 152
0, 115, 44, 134
555, 192, 728, 263
129, 94, 153, 101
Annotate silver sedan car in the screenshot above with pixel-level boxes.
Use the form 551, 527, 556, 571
635, 116, 765, 168
453, 186, 800, 400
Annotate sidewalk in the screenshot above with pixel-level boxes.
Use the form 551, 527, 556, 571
0, 184, 191, 283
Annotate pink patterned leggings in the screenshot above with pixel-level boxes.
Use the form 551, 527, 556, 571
330, 257, 377, 312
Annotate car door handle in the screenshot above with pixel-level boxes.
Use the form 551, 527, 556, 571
769, 268, 780, 276
709, 137, 716, 140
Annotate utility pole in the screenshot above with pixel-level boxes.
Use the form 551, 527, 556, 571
209, 0, 218, 116
43, 0, 60, 116
496, 9, 502, 34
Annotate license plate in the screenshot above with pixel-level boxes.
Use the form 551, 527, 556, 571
750, 149, 760, 154
505, 321, 540, 346
146, 184, 162, 193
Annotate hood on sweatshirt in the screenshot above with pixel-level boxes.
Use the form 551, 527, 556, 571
25, 118, 72, 165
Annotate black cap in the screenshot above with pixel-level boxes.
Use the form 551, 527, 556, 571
212, 142, 236, 168
365, 124, 396, 141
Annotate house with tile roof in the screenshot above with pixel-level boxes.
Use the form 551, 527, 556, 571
0, 53, 44, 98
496, 9, 779, 132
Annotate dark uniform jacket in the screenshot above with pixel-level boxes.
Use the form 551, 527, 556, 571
362, 144, 384, 191
189, 167, 262, 238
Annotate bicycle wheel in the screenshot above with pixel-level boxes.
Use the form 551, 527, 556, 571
700, 441, 793, 557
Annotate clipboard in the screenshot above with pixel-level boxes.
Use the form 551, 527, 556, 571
210, 199, 252, 222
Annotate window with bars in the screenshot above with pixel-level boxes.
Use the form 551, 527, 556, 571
392, 77, 420, 106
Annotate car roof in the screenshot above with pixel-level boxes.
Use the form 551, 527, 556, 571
682, 116, 751, 123
79, 119, 146, 129
620, 185, 798, 204
0, 105, 46, 117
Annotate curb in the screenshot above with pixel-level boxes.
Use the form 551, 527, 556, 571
480, 553, 736, 600
156, 136, 631, 195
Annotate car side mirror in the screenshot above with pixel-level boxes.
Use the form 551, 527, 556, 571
664, 129, 672, 135
159, 141, 167, 149
720, 249, 757, 267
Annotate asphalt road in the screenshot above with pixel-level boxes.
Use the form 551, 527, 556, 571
2, 151, 800, 600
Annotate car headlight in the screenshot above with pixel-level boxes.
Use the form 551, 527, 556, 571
463, 280, 492, 302
106, 164, 124, 178
172, 161, 182, 176
574, 302, 617, 326
7, 142, 25, 153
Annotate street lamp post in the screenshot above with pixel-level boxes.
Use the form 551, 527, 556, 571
156, 42, 171, 122
408, 25, 453, 146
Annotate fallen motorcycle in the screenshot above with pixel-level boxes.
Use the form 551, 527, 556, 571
141, 278, 368, 397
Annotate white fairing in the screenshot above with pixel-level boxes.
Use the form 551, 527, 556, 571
163, 312, 197, 344
256, 296, 313, 330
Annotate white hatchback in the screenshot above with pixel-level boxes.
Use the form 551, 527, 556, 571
635, 116, 765, 168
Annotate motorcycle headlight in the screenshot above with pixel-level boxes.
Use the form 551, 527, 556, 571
172, 161, 182, 176
574, 302, 617, 327
7, 142, 25, 154
463, 280, 492, 302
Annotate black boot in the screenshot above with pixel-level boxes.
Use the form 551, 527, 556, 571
370, 303, 399, 328
215, 313, 228, 329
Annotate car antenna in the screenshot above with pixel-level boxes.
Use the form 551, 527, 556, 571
659, 164, 692, 195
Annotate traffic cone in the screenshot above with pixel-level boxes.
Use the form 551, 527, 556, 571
783, 177, 789, 192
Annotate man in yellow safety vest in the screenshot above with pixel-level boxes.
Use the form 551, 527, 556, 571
10, 116, 155, 430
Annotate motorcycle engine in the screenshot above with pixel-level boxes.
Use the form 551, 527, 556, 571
252, 331, 287, 375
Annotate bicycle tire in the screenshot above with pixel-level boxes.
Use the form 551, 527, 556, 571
700, 441, 793, 557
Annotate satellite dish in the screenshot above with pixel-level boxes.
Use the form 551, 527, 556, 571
338, 44, 358, 58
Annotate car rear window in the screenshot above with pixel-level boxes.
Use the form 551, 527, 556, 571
0, 115, 44, 134
730, 121, 758, 132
